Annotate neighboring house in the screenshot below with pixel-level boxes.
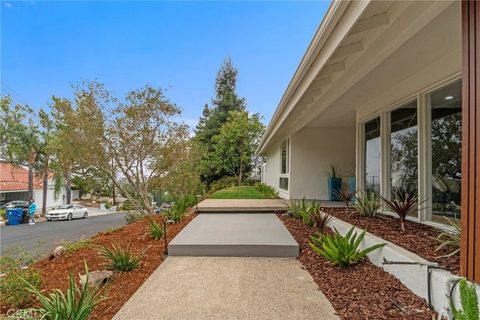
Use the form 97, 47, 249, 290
257, 1, 479, 282
0, 162, 78, 211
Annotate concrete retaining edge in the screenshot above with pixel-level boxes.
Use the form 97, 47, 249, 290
325, 215, 480, 319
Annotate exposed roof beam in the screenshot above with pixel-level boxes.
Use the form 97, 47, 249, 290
318, 62, 345, 77
332, 42, 363, 59
350, 13, 389, 35
308, 76, 331, 91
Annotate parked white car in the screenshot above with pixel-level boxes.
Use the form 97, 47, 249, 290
46, 205, 88, 221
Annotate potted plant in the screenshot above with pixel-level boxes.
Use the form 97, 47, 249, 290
326, 164, 342, 201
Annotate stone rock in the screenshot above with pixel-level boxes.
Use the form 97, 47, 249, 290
53, 246, 66, 257
80, 270, 113, 287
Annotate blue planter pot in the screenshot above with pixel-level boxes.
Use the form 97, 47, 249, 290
328, 177, 342, 201
346, 176, 356, 202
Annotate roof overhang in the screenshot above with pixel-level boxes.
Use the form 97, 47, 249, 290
257, 0, 456, 155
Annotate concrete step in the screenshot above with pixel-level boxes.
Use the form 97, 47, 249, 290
168, 214, 299, 257
196, 199, 288, 213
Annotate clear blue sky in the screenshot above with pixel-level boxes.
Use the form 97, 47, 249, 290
1, 1, 329, 127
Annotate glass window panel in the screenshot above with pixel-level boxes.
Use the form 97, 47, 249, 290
364, 117, 381, 195
279, 177, 289, 190
281, 139, 289, 174
390, 101, 418, 205
430, 81, 462, 222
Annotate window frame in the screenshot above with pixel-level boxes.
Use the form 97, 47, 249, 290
279, 138, 290, 191
357, 75, 462, 227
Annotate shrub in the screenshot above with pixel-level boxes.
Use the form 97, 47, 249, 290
146, 218, 164, 240
0, 256, 42, 309
119, 199, 134, 211
382, 192, 422, 231
434, 217, 461, 257
254, 183, 279, 199
172, 194, 196, 214
288, 198, 308, 219
209, 176, 238, 193
124, 211, 145, 224
452, 279, 479, 320
163, 208, 185, 223
60, 237, 91, 254
351, 191, 381, 217
19, 262, 103, 320
307, 208, 333, 233
104, 202, 112, 209
309, 227, 385, 267
0, 208, 6, 220
334, 184, 356, 209
99, 245, 140, 272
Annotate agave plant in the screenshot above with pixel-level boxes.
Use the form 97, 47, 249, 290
434, 217, 461, 257
351, 191, 381, 217
382, 192, 422, 231
309, 227, 385, 267
307, 208, 333, 233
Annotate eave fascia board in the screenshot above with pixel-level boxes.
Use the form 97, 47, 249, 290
256, 0, 350, 155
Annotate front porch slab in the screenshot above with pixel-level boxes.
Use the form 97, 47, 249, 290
168, 214, 298, 257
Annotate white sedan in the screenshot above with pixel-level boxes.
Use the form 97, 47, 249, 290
46, 205, 88, 221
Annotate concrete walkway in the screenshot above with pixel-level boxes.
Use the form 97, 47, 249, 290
113, 257, 339, 320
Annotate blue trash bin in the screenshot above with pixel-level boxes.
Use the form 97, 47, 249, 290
6, 207, 23, 225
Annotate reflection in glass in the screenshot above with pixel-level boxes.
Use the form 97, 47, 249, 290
390, 101, 418, 200
430, 81, 462, 221
365, 117, 381, 195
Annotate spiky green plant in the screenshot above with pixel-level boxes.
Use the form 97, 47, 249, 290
334, 184, 356, 209
307, 208, 333, 233
309, 227, 385, 267
434, 217, 461, 257
99, 245, 140, 272
146, 218, 164, 240
451, 279, 479, 320
288, 198, 308, 219
19, 262, 103, 320
351, 191, 381, 217
382, 192, 422, 231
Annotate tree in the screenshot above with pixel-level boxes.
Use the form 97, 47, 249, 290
73, 82, 190, 215
195, 57, 247, 185
1, 96, 40, 202
211, 111, 264, 185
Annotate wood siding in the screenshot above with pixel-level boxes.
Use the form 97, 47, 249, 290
461, 0, 480, 283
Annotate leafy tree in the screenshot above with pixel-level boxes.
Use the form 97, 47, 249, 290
1, 96, 40, 202
211, 111, 264, 185
195, 57, 247, 185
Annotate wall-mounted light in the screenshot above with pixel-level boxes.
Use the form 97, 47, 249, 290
444, 95, 454, 100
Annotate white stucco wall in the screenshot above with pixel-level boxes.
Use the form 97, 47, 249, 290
289, 127, 356, 200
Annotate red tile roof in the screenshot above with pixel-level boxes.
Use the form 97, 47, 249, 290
0, 162, 51, 192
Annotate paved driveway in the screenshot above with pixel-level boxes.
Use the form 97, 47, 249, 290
1, 212, 127, 259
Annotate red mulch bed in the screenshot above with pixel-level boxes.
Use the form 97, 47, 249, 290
1, 212, 195, 319
278, 214, 436, 320
322, 208, 460, 274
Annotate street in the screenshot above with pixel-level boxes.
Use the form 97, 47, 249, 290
0, 212, 127, 259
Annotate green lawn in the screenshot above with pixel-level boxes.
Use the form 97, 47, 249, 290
210, 186, 267, 199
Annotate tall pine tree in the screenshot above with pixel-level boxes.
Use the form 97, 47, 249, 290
195, 57, 246, 185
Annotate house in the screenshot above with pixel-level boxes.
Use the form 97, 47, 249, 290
0, 162, 77, 211
257, 1, 479, 282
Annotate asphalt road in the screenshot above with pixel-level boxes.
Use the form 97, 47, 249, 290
0, 213, 127, 259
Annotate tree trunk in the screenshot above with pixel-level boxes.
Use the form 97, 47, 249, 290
238, 161, 243, 185
28, 162, 34, 202
42, 172, 48, 214
65, 171, 72, 204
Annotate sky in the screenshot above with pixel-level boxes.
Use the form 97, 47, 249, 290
1, 1, 330, 128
